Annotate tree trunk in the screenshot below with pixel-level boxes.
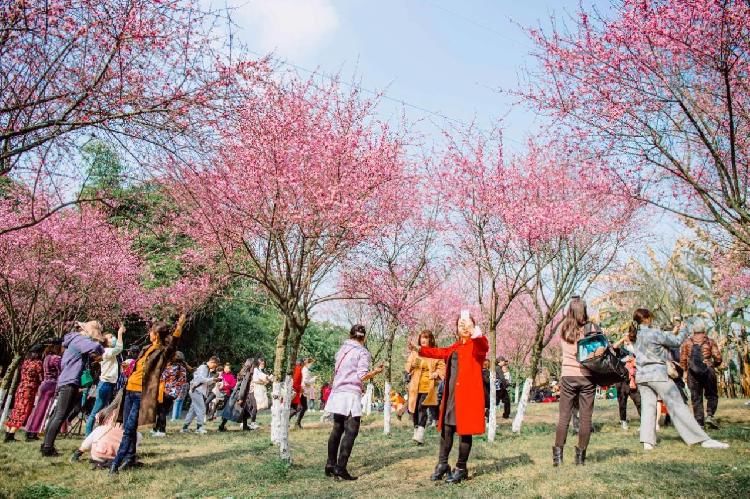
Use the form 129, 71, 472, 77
383, 333, 395, 435
279, 375, 293, 462
0, 362, 21, 428
271, 320, 290, 445
364, 383, 374, 416
511, 378, 532, 433
0, 354, 21, 421
487, 291, 498, 442
512, 325, 545, 434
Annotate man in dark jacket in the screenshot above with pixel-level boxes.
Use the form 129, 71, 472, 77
680, 319, 722, 429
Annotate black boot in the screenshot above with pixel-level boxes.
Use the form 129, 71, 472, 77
25, 432, 39, 441
3, 431, 16, 443
552, 446, 563, 466
40, 445, 60, 457
430, 463, 451, 481
575, 446, 586, 465
324, 464, 335, 477
445, 467, 468, 484
333, 466, 357, 481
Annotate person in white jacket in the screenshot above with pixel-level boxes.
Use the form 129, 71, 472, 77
252, 358, 273, 412
85, 323, 125, 435
181, 356, 219, 434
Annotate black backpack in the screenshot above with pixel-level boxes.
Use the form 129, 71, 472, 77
688, 339, 709, 377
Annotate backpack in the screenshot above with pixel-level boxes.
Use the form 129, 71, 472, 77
688, 339, 709, 377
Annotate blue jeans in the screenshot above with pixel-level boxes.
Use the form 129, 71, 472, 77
171, 397, 185, 421
85, 382, 115, 435
111, 390, 141, 470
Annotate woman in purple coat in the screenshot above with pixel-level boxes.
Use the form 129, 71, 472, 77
24, 344, 64, 440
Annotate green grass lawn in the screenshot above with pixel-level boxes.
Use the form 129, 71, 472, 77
1, 399, 749, 498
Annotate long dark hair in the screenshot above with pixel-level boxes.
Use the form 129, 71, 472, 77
628, 308, 653, 339
561, 297, 588, 344
350, 324, 366, 340
418, 330, 437, 348
238, 358, 258, 381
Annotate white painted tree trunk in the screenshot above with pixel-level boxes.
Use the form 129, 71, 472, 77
0, 368, 20, 429
279, 375, 293, 462
270, 380, 283, 444
363, 383, 373, 416
487, 370, 497, 442
511, 378, 533, 433
383, 381, 392, 435
514, 383, 520, 404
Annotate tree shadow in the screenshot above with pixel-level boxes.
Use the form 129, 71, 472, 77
588, 447, 631, 462
473, 453, 533, 477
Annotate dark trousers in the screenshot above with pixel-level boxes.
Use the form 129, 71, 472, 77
290, 395, 307, 425
616, 381, 641, 421
555, 376, 596, 450
688, 370, 718, 426
155, 395, 175, 433
412, 393, 430, 427
111, 390, 142, 469
246, 392, 258, 423
42, 384, 78, 450
497, 388, 511, 418
327, 414, 361, 470
438, 424, 472, 470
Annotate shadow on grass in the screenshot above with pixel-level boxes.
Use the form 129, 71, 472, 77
473, 453, 533, 477
588, 447, 631, 462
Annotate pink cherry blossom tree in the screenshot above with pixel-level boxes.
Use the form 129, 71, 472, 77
0, 0, 266, 235
0, 186, 147, 404
167, 75, 411, 459
340, 191, 441, 434
520, 0, 750, 249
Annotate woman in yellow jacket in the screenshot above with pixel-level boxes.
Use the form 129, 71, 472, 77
405, 330, 445, 444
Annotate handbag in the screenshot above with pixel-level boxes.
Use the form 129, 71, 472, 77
577, 333, 629, 386
80, 350, 94, 388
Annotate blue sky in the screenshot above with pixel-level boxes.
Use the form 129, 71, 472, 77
229, 0, 683, 249
230, 0, 613, 151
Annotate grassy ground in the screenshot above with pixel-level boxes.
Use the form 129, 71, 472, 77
1, 399, 749, 498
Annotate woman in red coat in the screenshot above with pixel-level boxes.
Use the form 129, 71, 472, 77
412, 311, 488, 484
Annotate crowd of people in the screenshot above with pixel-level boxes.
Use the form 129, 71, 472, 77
0, 299, 734, 484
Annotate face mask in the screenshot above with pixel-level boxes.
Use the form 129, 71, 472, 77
111, 338, 117, 348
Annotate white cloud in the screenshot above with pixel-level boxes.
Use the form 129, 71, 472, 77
237, 0, 339, 59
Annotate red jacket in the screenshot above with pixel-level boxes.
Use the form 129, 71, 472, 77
420, 336, 489, 436
291, 364, 303, 405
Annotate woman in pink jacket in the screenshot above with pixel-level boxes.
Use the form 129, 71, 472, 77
324, 325, 383, 481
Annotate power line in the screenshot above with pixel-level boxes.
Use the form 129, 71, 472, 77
245, 48, 526, 146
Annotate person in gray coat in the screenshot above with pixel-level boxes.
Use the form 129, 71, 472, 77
632, 309, 728, 450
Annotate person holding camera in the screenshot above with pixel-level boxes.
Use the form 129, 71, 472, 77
85, 323, 125, 436
41, 321, 105, 457
632, 309, 728, 450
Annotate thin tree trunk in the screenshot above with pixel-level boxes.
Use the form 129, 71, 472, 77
364, 383, 373, 416
271, 320, 290, 445
487, 290, 498, 442
0, 363, 21, 428
512, 325, 545, 434
383, 332, 395, 435
511, 378, 532, 433
0, 354, 21, 420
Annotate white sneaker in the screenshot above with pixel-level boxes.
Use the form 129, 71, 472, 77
643, 443, 654, 450
248, 422, 260, 430
701, 439, 729, 449
620, 420, 629, 430
152, 431, 166, 437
